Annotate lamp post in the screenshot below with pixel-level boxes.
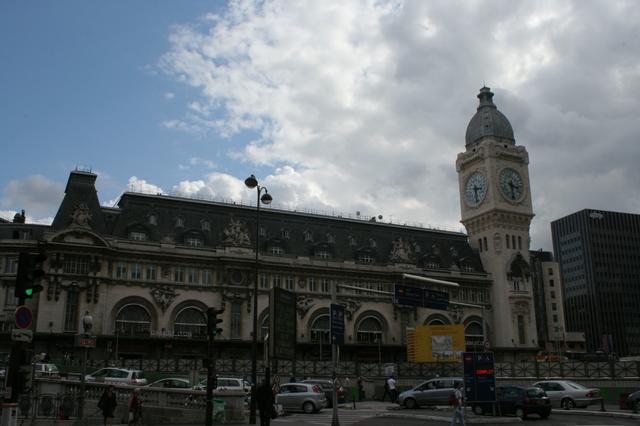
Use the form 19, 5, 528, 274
77, 311, 93, 424
245, 174, 273, 425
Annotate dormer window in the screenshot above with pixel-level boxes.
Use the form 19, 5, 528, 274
315, 249, 330, 259
304, 230, 313, 242
348, 235, 357, 246
358, 254, 374, 264
129, 231, 148, 241
147, 214, 158, 226
175, 216, 185, 228
280, 228, 290, 239
326, 233, 335, 244
201, 220, 211, 232
270, 246, 284, 255
186, 237, 203, 247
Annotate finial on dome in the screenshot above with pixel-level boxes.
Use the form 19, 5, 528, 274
477, 86, 495, 108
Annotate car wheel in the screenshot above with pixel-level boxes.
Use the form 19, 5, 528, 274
473, 405, 484, 415
404, 398, 417, 409
303, 401, 315, 414
561, 398, 575, 410
515, 407, 526, 419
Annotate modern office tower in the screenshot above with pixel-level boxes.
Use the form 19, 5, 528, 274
551, 209, 640, 356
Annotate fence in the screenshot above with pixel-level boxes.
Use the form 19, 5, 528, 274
60, 358, 640, 380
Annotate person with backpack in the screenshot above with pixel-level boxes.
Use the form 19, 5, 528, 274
450, 383, 465, 426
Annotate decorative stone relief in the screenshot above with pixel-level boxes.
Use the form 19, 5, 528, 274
448, 305, 464, 324
150, 287, 178, 313
70, 203, 92, 228
390, 237, 413, 262
342, 299, 362, 321
223, 218, 251, 247
296, 296, 315, 318
512, 302, 531, 322
221, 289, 249, 311
493, 233, 502, 254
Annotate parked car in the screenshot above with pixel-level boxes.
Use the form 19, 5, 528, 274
275, 382, 327, 413
625, 390, 640, 410
34, 363, 60, 377
472, 385, 551, 419
398, 377, 464, 409
85, 368, 147, 386
146, 378, 192, 389
532, 380, 600, 409
301, 379, 345, 407
195, 377, 251, 395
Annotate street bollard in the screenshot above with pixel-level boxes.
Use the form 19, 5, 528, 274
600, 398, 606, 412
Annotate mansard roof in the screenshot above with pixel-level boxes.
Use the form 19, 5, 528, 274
47, 171, 485, 273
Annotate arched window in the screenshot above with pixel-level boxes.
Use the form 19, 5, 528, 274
465, 320, 484, 352
310, 315, 330, 343
115, 304, 151, 337
174, 307, 206, 338
356, 316, 382, 344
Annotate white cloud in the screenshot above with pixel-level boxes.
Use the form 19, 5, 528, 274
127, 176, 165, 194
160, 0, 640, 249
1, 175, 64, 219
164, 92, 175, 99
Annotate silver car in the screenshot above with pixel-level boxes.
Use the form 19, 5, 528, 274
275, 382, 327, 413
146, 378, 191, 389
85, 368, 147, 386
398, 377, 464, 409
532, 380, 600, 409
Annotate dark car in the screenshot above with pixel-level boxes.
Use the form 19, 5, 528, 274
301, 379, 345, 407
626, 390, 640, 410
472, 385, 551, 419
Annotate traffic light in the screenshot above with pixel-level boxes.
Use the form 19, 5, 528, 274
207, 307, 224, 337
15, 252, 47, 299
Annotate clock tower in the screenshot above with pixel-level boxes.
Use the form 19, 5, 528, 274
456, 87, 538, 359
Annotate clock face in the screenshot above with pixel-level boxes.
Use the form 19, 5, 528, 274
464, 172, 488, 206
499, 168, 525, 201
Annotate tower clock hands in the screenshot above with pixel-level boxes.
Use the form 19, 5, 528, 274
473, 184, 481, 202
508, 180, 517, 200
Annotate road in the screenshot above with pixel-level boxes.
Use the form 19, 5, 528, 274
273, 407, 640, 426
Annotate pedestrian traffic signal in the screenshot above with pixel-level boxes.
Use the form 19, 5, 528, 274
207, 307, 224, 337
15, 252, 47, 299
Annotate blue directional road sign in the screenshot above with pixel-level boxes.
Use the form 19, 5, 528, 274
394, 284, 449, 310
330, 304, 345, 346
394, 284, 424, 308
424, 288, 449, 310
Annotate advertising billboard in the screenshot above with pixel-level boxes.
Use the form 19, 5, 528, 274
408, 324, 465, 363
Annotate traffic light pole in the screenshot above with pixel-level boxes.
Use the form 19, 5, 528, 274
205, 332, 215, 426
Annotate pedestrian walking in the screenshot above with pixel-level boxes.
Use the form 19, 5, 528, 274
127, 388, 142, 425
256, 379, 275, 426
381, 378, 390, 402
357, 376, 364, 401
387, 376, 398, 403
97, 385, 117, 426
450, 383, 465, 426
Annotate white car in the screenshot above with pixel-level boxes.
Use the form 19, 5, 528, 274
196, 377, 250, 395
85, 368, 147, 386
34, 363, 60, 377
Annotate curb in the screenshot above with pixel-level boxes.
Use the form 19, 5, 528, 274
377, 412, 521, 423
551, 408, 640, 420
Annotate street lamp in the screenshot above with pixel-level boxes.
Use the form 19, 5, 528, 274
245, 174, 273, 425
78, 311, 93, 423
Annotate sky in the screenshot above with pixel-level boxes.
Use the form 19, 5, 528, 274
2, 0, 640, 252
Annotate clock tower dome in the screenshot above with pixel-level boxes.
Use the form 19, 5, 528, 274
456, 87, 538, 358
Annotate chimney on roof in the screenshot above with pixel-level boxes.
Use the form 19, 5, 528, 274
13, 210, 26, 224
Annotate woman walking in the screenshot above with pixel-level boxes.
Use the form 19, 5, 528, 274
128, 388, 142, 425
97, 386, 117, 426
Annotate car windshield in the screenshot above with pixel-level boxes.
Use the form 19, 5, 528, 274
565, 381, 587, 390
526, 388, 546, 398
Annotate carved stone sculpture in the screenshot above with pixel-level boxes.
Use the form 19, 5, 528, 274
150, 287, 178, 312
223, 218, 251, 247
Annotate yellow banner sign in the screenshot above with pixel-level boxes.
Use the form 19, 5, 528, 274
407, 324, 465, 363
